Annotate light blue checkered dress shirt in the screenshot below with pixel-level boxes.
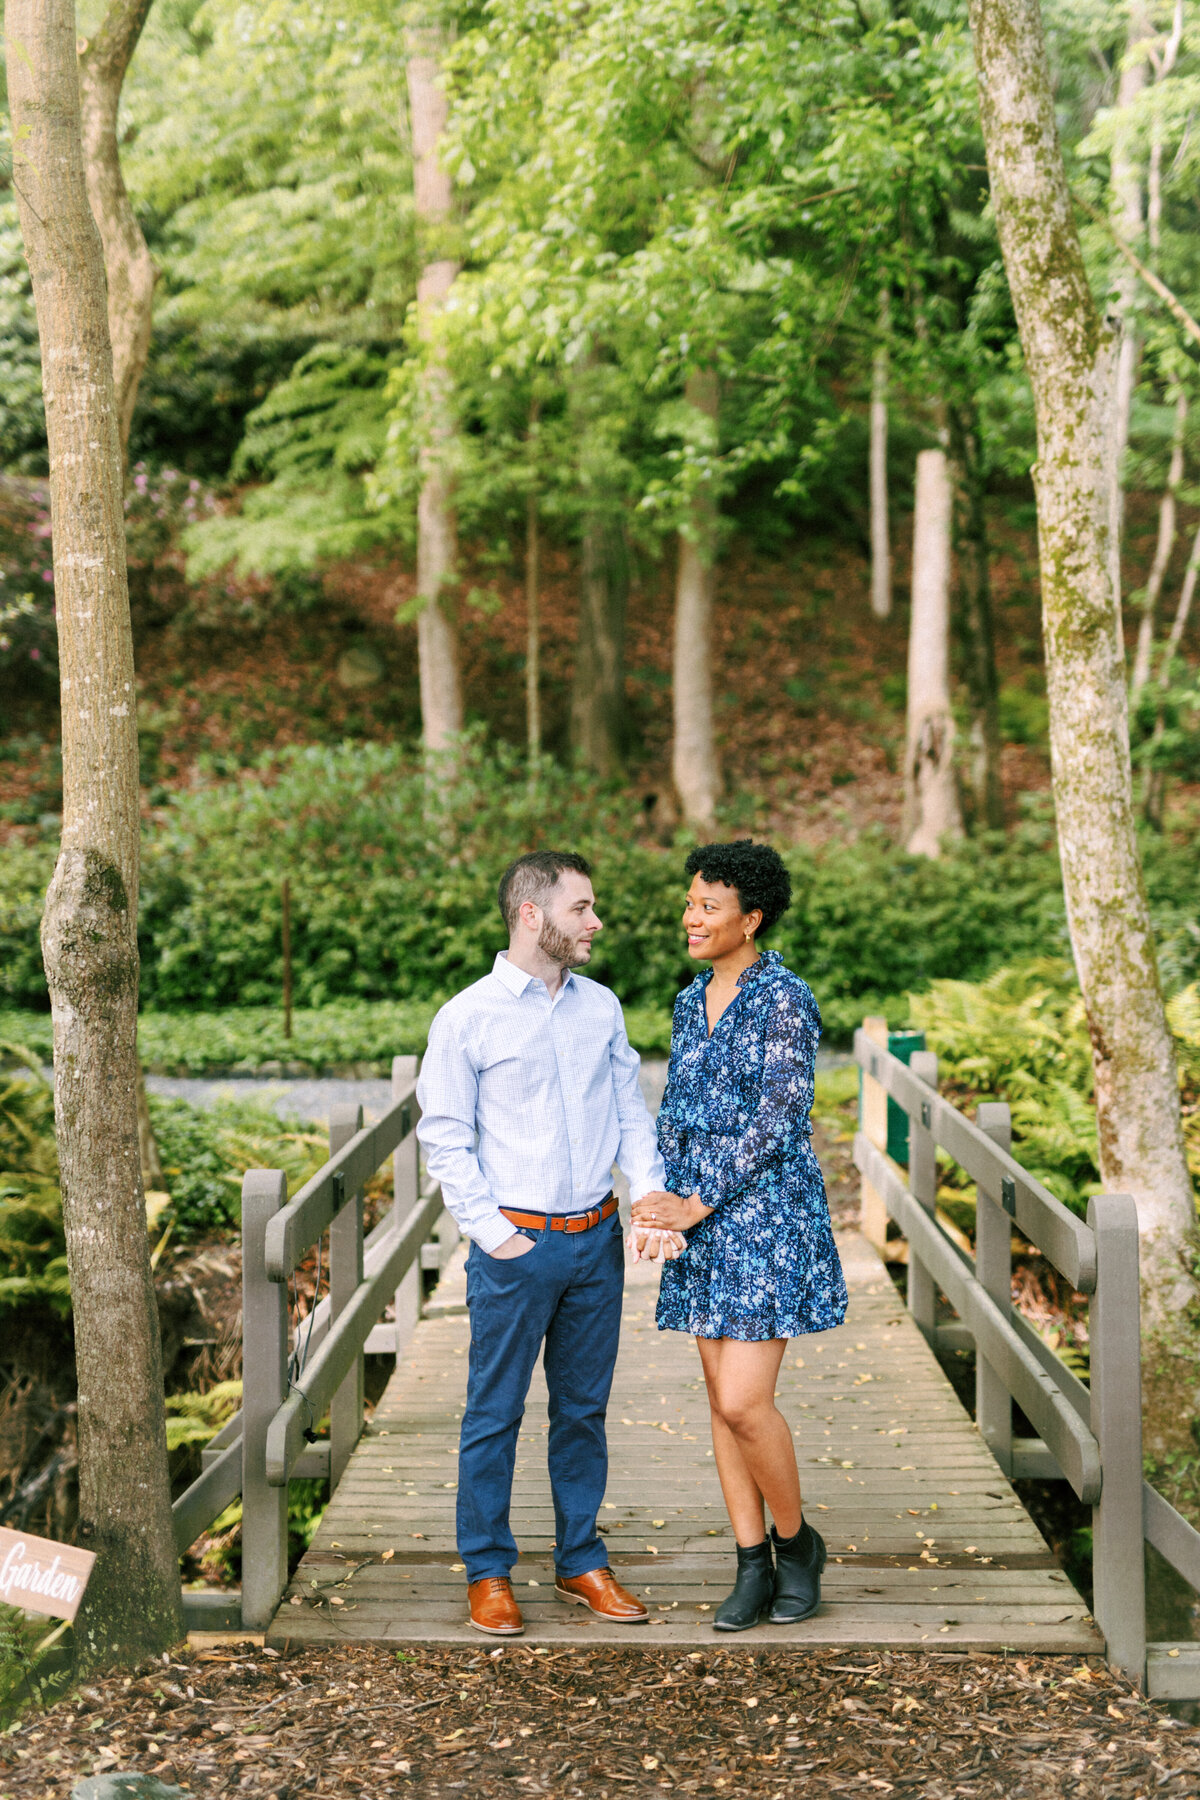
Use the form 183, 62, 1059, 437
416, 951, 665, 1253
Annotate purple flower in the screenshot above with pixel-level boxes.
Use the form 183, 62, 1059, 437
41, 569, 53, 582
30, 647, 40, 660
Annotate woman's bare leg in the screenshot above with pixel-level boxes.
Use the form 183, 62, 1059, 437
696, 1336, 802, 1544
694, 1339, 805, 1548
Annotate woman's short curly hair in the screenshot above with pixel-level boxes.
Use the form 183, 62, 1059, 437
684, 839, 792, 939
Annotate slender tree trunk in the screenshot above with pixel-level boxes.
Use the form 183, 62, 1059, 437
570, 359, 628, 776
1131, 391, 1187, 702
903, 449, 963, 857
6, 0, 182, 1668
77, 0, 158, 456
1159, 518, 1200, 679
969, 0, 1197, 1340
572, 509, 628, 777
672, 370, 721, 833
1109, 4, 1151, 581
870, 289, 892, 620
406, 23, 463, 753
525, 492, 541, 765
949, 404, 1004, 830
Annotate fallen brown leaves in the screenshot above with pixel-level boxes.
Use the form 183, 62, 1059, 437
2, 1642, 1198, 1800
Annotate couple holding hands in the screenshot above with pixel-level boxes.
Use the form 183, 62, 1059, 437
416, 839, 847, 1637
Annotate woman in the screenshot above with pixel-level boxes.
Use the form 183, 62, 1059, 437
631, 839, 847, 1631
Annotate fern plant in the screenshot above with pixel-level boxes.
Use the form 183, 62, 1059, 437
0, 1049, 68, 1320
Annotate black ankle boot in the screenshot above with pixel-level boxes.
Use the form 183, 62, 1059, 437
768, 1521, 826, 1623
713, 1540, 774, 1633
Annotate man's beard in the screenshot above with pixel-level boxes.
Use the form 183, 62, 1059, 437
538, 916, 587, 967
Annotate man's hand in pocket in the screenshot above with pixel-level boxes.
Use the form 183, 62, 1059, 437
488, 1232, 536, 1259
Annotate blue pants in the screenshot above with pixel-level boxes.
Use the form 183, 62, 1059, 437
457, 1209, 625, 1583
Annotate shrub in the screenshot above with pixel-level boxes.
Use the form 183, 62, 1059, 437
150, 1095, 327, 1236
5, 740, 1200, 1041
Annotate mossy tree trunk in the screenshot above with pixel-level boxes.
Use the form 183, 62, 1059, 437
406, 18, 464, 754
6, 0, 183, 1667
77, 0, 158, 456
949, 402, 1004, 830
968, 0, 1198, 1352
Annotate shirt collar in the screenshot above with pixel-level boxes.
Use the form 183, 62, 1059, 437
492, 951, 576, 998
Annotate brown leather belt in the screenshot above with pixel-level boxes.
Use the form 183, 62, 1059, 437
499, 1194, 618, 1234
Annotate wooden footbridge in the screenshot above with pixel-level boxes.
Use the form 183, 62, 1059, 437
172, 1031, 1200, 1695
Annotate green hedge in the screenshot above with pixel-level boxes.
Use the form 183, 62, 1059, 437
6, 738, 1200, 1036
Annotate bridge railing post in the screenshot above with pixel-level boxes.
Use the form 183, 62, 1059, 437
241, 1169, 289, 1630
1088, 1193, 1145, 1686
859, 1016, 889, 1252
329, 1102, 365, 1488
393, 1054, 421, 1351
906, 1049, 939, 1341
975, 1101, 1014, 1475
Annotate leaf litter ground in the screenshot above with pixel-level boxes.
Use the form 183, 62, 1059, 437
4, 1641, 1200, 1799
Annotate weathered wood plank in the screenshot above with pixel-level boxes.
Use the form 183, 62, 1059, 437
273, 1229, 1098, 1654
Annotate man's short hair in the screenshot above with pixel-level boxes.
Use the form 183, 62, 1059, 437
498, 851, 593, 935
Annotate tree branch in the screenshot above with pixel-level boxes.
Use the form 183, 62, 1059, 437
1075, 189, 1200, 353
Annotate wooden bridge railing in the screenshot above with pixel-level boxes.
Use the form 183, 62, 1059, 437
854, 1017, 1200, 1700
171, 1054, 455, 1631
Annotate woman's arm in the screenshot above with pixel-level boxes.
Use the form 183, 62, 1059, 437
694, 984, 819, 1210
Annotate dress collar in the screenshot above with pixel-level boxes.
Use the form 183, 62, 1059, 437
492, 950, 575, 998
697, 948, 781, 991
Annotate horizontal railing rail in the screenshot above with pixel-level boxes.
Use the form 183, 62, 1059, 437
852, 1016, 1200, 1701
170, 1052, 457, 1632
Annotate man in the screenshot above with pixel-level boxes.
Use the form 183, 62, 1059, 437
417, 850, 672, 1636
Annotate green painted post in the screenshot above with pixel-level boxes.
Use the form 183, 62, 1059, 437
886, 1030, 926, 1166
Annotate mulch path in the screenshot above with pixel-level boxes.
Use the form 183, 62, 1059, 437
4, 1641, 1200, 1799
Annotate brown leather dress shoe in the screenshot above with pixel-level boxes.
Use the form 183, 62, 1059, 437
554, 1567, 649, 1622
467, 1576, 524, 1635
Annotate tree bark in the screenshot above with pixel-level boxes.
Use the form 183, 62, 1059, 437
406, 23, 463, 753
525, 489, 541, 765
77, 0, 158, 456
569, 358, 628, 776
1130, 390, 1187, 703
949, 404, 1004, 831
968, 0, 1197, 1332
869, 289, 892, 620
903, 448, 963, 857
6, 0, 182, 1667
571, 506, 628, 777
1109, 3, 1152, 577
672, 370, 721, 833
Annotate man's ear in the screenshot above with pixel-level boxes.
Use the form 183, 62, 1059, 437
518, 898, 541, 933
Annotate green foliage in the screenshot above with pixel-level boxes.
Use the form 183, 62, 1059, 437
164, 1379, 242, 1452
0, 1054, 68, 1322
150, 1096, 327, 1236
0, 1608, 73, 1727
7, 745, 1200, 1044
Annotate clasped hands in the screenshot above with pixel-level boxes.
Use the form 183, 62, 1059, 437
627, 1189, 711, 1262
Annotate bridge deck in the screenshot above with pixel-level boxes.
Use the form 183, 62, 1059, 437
269, 1232, 1100, 1652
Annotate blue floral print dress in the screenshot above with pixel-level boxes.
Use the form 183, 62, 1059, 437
655, 949, 848, 1342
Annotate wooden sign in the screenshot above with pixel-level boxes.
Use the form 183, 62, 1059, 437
0, 1526, 95, 1624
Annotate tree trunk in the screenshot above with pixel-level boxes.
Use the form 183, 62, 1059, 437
572, 507, 628, 777
570, 358, 628, 776
1131, 390, 1187, 703
77, 0, 158, 456
406, 23, 463, 753
525, 486, 541, 765
949, 404, 1004, 831
672, 370, 721, 833
6, 0, 182, 1668
870, 289, 892, 620
1109, 4, 1151, 581
968, 0, 1197, 1338
903, 448, 963, 857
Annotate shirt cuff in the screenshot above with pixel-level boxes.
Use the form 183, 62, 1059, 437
472, 1214, 521, 1255
629, 1175, 666, 1204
